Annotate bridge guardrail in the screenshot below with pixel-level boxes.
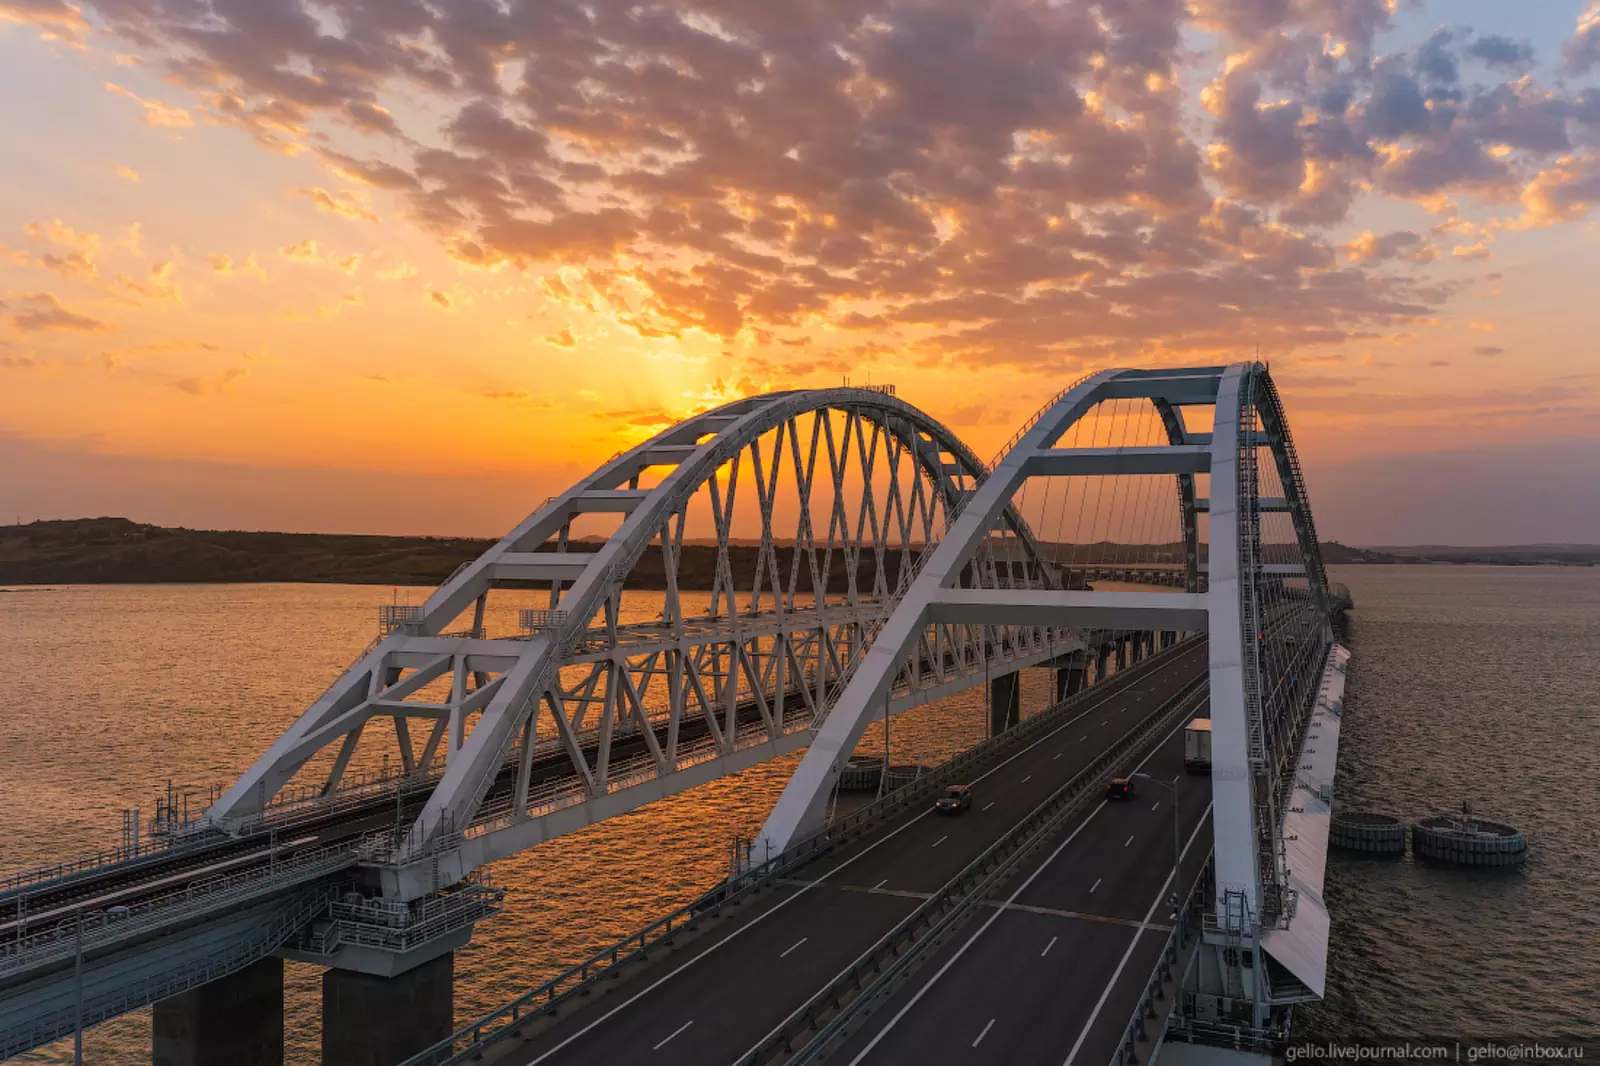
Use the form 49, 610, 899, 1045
0, 837, 365, 976
772, 676, 1210, 1066
2, 882, 339, 1060
1106, 853, 1212, 1066
399, 634, 1206, 1066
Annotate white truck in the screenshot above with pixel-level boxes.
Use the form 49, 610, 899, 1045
1183, 718, 1212, 772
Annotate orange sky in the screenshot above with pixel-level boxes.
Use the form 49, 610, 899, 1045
2, 0, 1599, 545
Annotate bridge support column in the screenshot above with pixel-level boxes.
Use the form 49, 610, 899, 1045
1053, 664, 1087, 703
989, 672, 1021, 735
1097, 644, 1113, 679
153, 956, 283, 1066
1115, 639, 1128, 671
322, 952, 453, 1066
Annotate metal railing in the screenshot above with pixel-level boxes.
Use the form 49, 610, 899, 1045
2, 882, 339, 1060
0, 837, 366, 975
1107, 854, 1212, 1066
984, 370, 1099, 471
399, 636, 1208, 1066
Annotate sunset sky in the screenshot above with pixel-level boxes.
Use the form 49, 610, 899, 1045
2, 0, 1599, 545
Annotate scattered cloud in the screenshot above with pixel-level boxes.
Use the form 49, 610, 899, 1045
9, 291, 115, 333
280, 239, 321, 263
1473, 345, 1505, 356
546, 328, 575, 348
289, 187, 380, 224
375, 261, 418, 281
21, 219, 99, 279
104, 82, 192, 128
114, 165, 140, 183
110, 260, 182, 308
208, 252, 266, 280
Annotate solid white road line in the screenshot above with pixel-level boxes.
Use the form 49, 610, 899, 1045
872, 878, 888, 891
653, 1020, 693, 1051
847, 714, 1199, 1066
1041, 935, 1058, 957
1090, 878, 1102, 893
973, 1019, 996, 1048
780, 937, 808, 959
932, 835, 948, 848
1060, 803, 1213, 1066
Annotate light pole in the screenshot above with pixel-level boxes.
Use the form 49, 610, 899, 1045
1134, 772, 1182, 892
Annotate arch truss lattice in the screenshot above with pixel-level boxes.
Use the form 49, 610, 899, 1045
206, 388, 1078, 897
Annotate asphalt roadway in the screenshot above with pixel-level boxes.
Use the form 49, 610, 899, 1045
837, 716, 1215, 1066
487, 638, 1212, 1066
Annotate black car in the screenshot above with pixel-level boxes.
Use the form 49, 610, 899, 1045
935, 784, 974, 813
1105, 776, 1136, 801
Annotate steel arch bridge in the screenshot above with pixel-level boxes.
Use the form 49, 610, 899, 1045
206, 385, 1083, 897
202, 360, 1334, 938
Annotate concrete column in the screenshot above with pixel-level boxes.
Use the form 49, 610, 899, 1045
323, 952, 453, 1066
153, 957, 283, 1066
1115, 639, 1128, 671
989, 672, 1021, 735
1098, 644, 1113, 679
1053, 664, 1087, 703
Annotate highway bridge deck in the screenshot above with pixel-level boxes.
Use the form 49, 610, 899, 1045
473, 640, 1210, 1066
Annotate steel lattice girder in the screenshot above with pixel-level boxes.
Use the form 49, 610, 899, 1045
205, 388, 1069, 886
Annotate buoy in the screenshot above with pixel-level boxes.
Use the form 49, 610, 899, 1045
1411, 810, 1526, 867
1329, 811, 1405, 854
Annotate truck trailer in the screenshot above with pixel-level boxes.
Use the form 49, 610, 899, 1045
1184, 718, 1212, 772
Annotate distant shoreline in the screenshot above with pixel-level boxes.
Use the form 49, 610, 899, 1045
1, 518, 1595, 586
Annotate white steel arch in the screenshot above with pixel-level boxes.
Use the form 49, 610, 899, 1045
205, 387, 1074, 895
757, 363, 1332, 934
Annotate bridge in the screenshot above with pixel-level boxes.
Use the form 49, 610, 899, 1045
1, 362, 1349, 1066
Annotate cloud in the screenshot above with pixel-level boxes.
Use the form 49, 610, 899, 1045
39, 0, 1600, 373
280, 239, 321, 263
9, 291, 115, 332
546, 328, 576, 348
114, 165, 140, 183
0, 0, 87, 40
375, 261, 417, 280
104, 82, 192, 128
289, 187, 380, 224
173, 368, 248, 396
119, 222, 142, 258
110, 260, 183, 308
1473, 346, 1504, 356
1566, 2, 1600, 75
21, 219, 99, 279
208, 252, 266, 280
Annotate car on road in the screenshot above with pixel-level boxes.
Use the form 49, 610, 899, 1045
1105, 776, 1136, 801
935, 784, 973, 813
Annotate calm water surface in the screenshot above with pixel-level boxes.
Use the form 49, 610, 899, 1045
2, 566, 1595, 1060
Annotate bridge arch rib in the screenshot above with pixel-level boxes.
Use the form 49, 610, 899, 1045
756, 363, 1334, 935
206, 387, 1073, 891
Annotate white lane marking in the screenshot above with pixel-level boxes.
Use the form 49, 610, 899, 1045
872, 878, 888, 891
1061, 803, 1212, 1066
1090, 878, 1102, 893
1100, 720, 1108, 726
730, 648, 1207, 1066
780, 937, 808, 958
1041, 935, 1059, 957
847, 713, 1200, 1066
1151, 802, 1161, 811
653, 1020, 693, 1051
982, 801, 996, 811
1021, 775, 1033, 784
1081, 735, 1089, 741
932, 835, 948, 848
1053, 752, 1063, 761
973, 1019, 996, 1048
1124, 835, 1135, 848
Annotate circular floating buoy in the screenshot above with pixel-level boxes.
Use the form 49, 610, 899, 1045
1411, 814, 1526, 867
1329, 811, 1406, 854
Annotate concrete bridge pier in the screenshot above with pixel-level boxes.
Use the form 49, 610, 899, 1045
1053, 661, 1087, 703
1097, 644, 1113, 679
989, 672, 1021, 735
1115, 638, 1128, 671
152, 957, 283, 1066
322, 951, 454, 1066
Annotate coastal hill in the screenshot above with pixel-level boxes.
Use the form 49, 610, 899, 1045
2, 517, 1570, 588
